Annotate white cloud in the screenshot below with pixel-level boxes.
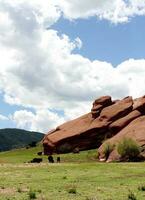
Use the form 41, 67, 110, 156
0, 114, 8, 121
12, 110, 65, 133
55, 0, 145, 24
117, 59, 145, 97
0, 0, 145, 132
0, 0, 61, 27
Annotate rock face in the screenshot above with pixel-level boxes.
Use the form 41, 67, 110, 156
91, 96, 112, 118
43, 95, 145, 161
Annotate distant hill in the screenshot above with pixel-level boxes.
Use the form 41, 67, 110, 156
0, 128, 44, 152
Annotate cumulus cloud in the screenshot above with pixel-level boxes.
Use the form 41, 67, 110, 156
117, 59, 145, 97
0, 114, 8, 121
12, 109, 65, 133
55, 0, 145, 23
0, 0, 145, 132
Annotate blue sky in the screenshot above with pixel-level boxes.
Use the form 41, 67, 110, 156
0, 0, 145, 132
52, 16, 145, 66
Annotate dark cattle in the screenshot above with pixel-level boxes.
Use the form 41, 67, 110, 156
57, 157, 60, 163
37, 151, 43, 156
48, 155, 54, 163
30, 158, 42, 163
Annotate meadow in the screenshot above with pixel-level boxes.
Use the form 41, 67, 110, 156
0, 146, 145, 200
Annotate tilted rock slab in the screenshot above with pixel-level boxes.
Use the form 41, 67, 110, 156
43, 95, 145, 160
98, 115, 145, 162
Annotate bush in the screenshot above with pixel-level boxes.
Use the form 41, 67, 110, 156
66, 185, 77, 194
68, 187, 77, 194
102, 143, 114, 160
28, 189, 36, 199
17, 187, 22, 193
87, 150, 99, 161
128, 191, 137, 200
138, 184, 145, 191
117, 138, 140, 161
28, 141, 37, 148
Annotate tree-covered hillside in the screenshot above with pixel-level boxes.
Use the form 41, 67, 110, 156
0, 128, 44, 151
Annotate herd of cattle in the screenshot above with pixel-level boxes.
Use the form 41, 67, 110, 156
29, 151, 60, 163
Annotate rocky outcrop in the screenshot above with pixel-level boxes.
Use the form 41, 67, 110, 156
91, 96, 112, 118
133, 96, 145, 113
98, 116, 145, 162
109, 110, 141, 133
43, 95, 145, 161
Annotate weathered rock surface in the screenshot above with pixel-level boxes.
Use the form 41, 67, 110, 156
43, 95, 145, 161
91, 96, 112, 118
133, 96, 145, 112
98, 116, 145, 162
109, 110, 141, 133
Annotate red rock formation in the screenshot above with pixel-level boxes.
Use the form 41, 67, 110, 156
43, 95, 145, 161
133, 96, 145, 113
91, 96, 112, 118
109, 110, 141, 133
98, 116, 145, 162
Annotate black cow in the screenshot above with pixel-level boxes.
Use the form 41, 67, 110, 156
37, 151, 43, 156
48, 155, 54, 163
57, 157, 60, 163
30, 158, 42, 163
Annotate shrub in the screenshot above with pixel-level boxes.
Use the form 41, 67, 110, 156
102, 143, 114, 160
17, 187, 22, 193
37, 189, 42, 193
28, 189, 36, 199
128, 191, 137, 200
66, 185, 77, 194
138, 184, 145, 191
68, 187, 77, 194
117, 138, 140, 161
28, 141, 37, 148
87, 150, 99, 161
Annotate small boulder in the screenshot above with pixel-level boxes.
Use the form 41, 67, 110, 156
91, 96, 112, 118
99, 96, 133, 122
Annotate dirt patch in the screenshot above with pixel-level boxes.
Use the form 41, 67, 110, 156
0, 187, 16, 195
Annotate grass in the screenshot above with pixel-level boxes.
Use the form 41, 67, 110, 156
102, 142, 114, 160
28, 189, 37, 199
0, 144, 43, 164
128, 191, 137, 200
66, 184, 77, 194
138, 184, 145, 191
117, 138, 140, 161
0, 146, 145, 200
0, 145, 98, 164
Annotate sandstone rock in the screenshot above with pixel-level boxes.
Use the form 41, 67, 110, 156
91, 96, 112, 118
89, 96, 133, 130
133, 96, 145, 113
109, 110, 141, 133
99, 96, 133, 122
48, 113, 93, 143
98, 116, 145, 161
43, 95, 145, 159
43, 112, 110, 154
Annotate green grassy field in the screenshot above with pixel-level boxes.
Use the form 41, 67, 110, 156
0, 146, 145, 200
